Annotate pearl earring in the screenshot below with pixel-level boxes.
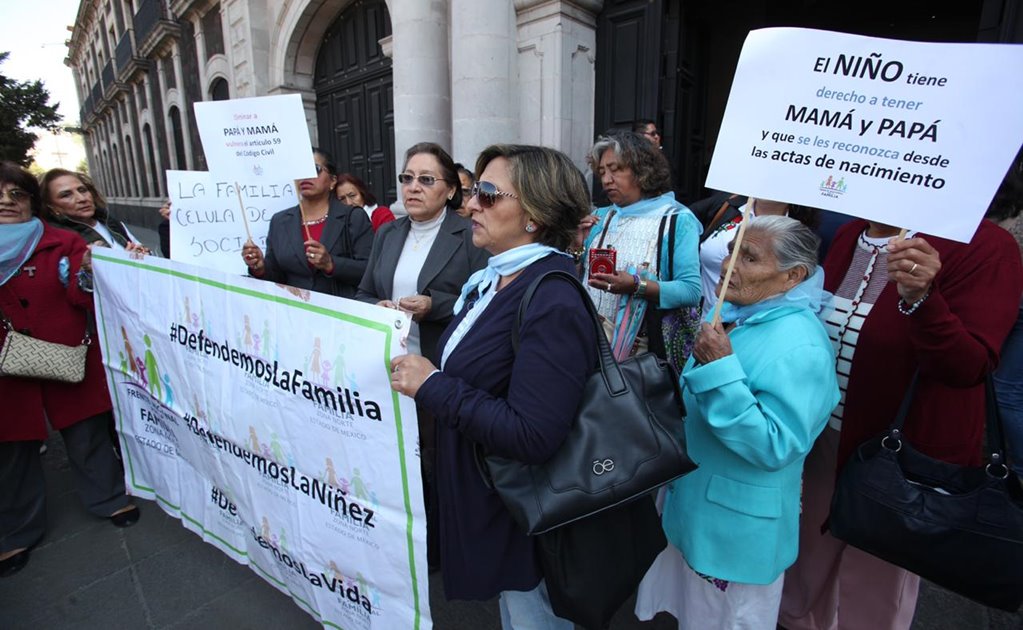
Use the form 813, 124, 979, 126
525, 223, 537, 233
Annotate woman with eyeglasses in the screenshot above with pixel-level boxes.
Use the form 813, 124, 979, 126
389, 145, 597, 628
40, 169, 149, 254
578, 130, 702, 370
335, 173, 395, 233
241, 150, 373, 298
1, 162, 140, 579
356, 142, 488, 568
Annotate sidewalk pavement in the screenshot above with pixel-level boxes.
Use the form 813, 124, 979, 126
3, 224, 1016, 628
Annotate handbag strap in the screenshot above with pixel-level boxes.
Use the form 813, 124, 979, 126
595, 209, 616, 249
886, 370, 1009, 476
512, 270, 627, 396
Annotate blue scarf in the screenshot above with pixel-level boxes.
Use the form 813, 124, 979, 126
0, 218, 44, 286
443, 243, 568, 369
605, 191, 680, 231
716, 267, 833, 326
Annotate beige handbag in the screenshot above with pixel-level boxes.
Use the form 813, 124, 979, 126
0, 314, 89, 383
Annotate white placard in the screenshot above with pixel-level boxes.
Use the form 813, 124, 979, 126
91, 251, 429, 630
706, 27, 1023, 243
166, 170, 297, 274
194, 94, 317, 182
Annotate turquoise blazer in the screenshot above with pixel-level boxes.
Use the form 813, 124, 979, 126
662, 304, 839, 585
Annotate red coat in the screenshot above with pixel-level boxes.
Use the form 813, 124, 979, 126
369, 205, 396, 232
823, 219, 1022, 468
0, 224, 112, 441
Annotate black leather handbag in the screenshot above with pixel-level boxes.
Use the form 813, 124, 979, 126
475, 270, 697, 535
829, 373, 1023, 612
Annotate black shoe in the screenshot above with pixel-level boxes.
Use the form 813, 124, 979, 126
110, 505, 140, 528
0, 549, 30, 578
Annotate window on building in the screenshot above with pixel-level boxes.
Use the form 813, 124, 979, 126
209, 78, 229, 101
202, 6, 225, 59
168, 106, 187, 169
163, 56, 176, 90
112, 1, 125, 35
143, 124, 160, 196
137, 80, 147, 109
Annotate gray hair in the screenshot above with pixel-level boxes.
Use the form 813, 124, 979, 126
587, 131, 672, 197
744, 215, 820, 277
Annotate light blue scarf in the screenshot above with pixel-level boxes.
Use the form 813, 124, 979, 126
604, 191, 680, 232
0, 218, 44, 286
716, 267, 833, 326
443, 243, 568, 369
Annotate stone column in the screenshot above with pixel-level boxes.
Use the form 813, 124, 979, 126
514, 0, 601, 173
450, 0, 518, 166
191, 12, 208, 99
170, 43, 196, 169
389, 0, 452, 171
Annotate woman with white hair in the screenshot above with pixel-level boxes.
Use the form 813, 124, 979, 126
645, 216, 839, 629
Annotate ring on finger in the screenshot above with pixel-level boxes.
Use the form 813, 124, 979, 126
909, 262, 918, 275
607, 282, 613, 292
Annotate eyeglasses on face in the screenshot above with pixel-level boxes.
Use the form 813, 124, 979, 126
397, 173, 438, 187
642, 128, 661, 137
470, 181, 519, 209
0, 188, 29, 203
314, 164, 329, 175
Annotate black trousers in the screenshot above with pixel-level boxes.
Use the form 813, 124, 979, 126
0, 412, 129, 554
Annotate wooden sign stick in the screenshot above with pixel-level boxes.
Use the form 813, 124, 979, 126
710, 200, 755, 327
234, 181, 254, 243
295, 182, 312, 242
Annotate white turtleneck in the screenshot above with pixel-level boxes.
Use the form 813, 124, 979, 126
392, 209, 446, 355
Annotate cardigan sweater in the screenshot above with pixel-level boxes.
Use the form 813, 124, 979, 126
823, 219, 1022, 468
415, 254, 598, 600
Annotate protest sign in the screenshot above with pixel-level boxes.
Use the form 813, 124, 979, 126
194, 94, 317, 182
167, 170, 296, 275
91, 251, 429, 630
706, 27, 1023, 243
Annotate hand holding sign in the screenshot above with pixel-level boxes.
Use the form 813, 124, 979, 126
887, 236, 941, 304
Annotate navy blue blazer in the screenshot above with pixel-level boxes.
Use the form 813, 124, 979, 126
416, 254, 599, 600
355, 211, 489, 363
253, 197, 373, 298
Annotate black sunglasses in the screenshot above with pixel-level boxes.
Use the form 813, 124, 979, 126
470, 181, 518, 208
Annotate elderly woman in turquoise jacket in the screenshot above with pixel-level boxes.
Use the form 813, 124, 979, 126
641, 216, 839, 629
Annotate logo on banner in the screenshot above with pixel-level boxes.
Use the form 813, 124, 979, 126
819, 174, 848, 198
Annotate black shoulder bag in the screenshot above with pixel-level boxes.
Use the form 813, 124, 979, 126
829, 372, 1023, 612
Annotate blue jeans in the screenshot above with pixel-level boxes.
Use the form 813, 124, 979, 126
498, 580, 573, 630
995, 307, 1023, 475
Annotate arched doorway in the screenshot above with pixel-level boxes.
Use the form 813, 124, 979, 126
314, 0, 395, 205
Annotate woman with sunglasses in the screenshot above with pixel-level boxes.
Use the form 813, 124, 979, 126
335, 173, 395, 233
454, 163, 475, 219
389, 145, 597, 629
241, 150, 373, 298
1, 162, 139, 578
579, 130, 702, 368
40, 169, 149, 254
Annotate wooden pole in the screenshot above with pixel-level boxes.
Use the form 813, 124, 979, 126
235, 181, 253, 242
295, 181, 312, 242
710, 200, 755, 327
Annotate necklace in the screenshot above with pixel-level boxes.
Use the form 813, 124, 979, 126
302, 215, 327, 226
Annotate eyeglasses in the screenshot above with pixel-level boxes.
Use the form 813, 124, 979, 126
470, 181, 519, 209
314, 164, 328, 175
642, 129, 661, 137
0, 188, 29, 203
397, 173, 438, 187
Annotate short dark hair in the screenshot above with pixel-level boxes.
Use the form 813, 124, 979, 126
335, 173, 376, 206
589, 131, 672, 198
312, 148, 338, 176
40, 168, 106, 220
631, 119, 657, 133
455, 163, 475, 187
474, 144, 590, 251
403, 142, 462, 211
0, 161, 42, 216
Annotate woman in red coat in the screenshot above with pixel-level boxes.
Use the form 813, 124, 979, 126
0, 162, 139, 579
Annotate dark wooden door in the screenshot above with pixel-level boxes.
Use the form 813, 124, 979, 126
594, 0, 708, 204
314, 0, 395, 205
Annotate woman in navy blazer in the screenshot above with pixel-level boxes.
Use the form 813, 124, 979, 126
241, 150, 372, 298
389, 145, 597, 629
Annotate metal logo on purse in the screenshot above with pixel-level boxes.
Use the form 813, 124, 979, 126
474, 270, 697, 535
0, 314, 90, 384
829, 372, 1023, 612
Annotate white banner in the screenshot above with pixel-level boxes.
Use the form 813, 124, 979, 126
167, 170, 297, 274
194, 94, 317, 182
91, 250, 430, 630
706, 27, 1023, 243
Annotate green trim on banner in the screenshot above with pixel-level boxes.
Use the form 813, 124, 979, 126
91, 253, 424, 629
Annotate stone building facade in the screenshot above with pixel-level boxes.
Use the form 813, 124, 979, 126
67, 0, 1021, 224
